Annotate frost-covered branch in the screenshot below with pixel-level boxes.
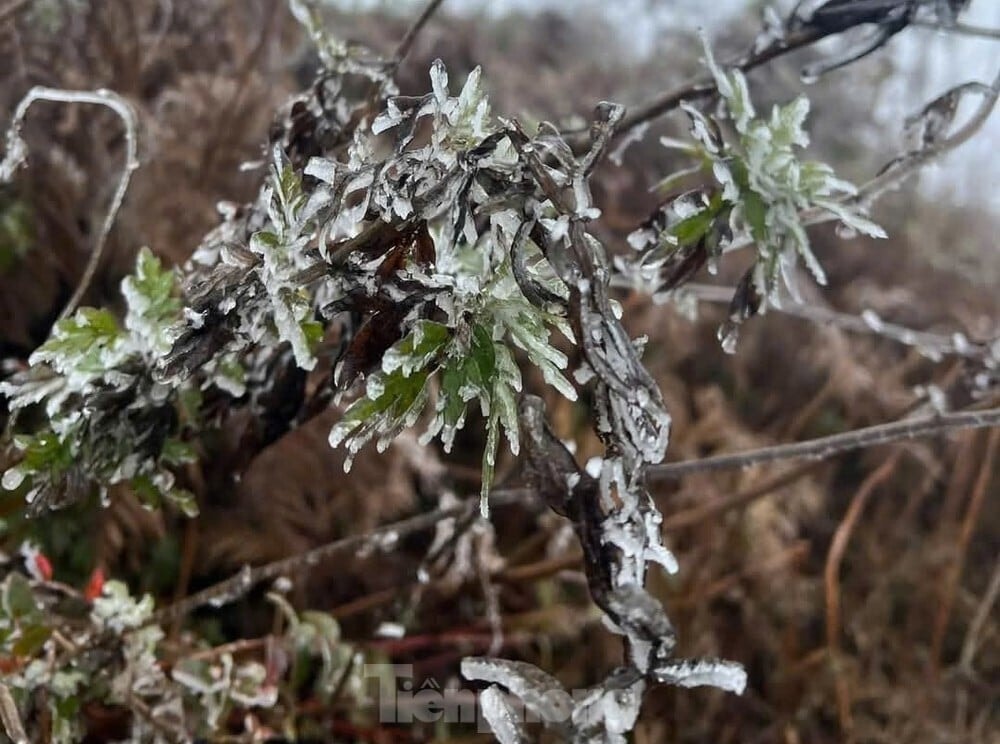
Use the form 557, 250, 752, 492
598, 1, 976, 144
604, 25, 824, 144
150, 492, 530, 624
911, 19, 1000, 40
856, 68, 1000, 207
677, 282, 999, 363
648, 405, 1000, 482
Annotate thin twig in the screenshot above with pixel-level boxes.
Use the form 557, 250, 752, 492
153, 500, 469, 623
647, 406, 1000, 482
390, 0, 445, 71
640, 27, 821, 122
824, 454, 901, 738
127, 692, 187, 743
365, 628, 531, 654
608, 14, 998, 143
912, 20, 1000, 41
330, 585, 401, 620
181, 635, 273, 663
601, 27, 825, 143
332, 547, 585, 622
675, 283, 996, 362
0, 86, 140, 320
153, 489, 528, 624
496, 551, 583, 583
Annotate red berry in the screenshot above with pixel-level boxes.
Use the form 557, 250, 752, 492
84, 567, 106, 601
33, 552, 53, 582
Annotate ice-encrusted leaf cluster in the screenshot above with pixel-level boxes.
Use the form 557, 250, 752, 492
0, 249, 196, 514
630, 36, 886, 350
249, 149, 329, 371
1, 572, 281, 743
322, 64, 579, 513
330, 234, 575, 514
700, 35, 886, 292
0, 15, 756, 740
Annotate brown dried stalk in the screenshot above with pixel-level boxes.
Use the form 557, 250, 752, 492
929, 427, 1000, 678
390, 0, 446, 71
824, 453, 902, 737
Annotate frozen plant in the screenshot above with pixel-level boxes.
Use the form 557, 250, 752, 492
0, 0, 995, 740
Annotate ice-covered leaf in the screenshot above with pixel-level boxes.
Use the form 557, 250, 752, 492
479, 686, 528, 744
462, 657, 572, 723
122, 247, 182, 357
91, 580, 155, 633
653, 658, 748, 695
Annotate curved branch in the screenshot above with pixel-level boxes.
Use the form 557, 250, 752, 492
856, 68, 1000, 207
0, 86, 140, 321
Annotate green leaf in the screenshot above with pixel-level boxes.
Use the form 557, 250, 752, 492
126, 248, 180, 320
35, 308, 121, 373
4, 574, 37, 619
166, 488, 199, 518
742, 189, 769, 242
160, 438, 195, 466
470, 324, 497, 387
16, 431, 74, 477
12, 623, 51, 656
252, 230, 282, 251
382, 321, 451, 377
670, 192, 723, 246
131, 474, 162, 509
771, 97, 810, 148
439, 359, 472, 428
329, 368, 432, 453
301, 319, 324, 352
